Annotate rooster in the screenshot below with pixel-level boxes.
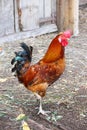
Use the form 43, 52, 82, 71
11, 30, 71, 115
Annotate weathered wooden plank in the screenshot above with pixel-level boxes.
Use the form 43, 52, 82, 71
51, 0, 56, 14
51, 0, 56, 24
45, 0, 51, 17
0, 0, 14, 37
56, 0, 79, 35
39, 0, 56, 20
68, 0, 79, 35
39, 17, 56, 24
56, 0, 66, 31
39, 0, 44, 18
15, 0, 39, 31
14, 0, 20, 32
0, 24, 58, 43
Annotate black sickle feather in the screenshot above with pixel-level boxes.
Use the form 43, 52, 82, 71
11, 42, 33, 73
11, 56, 25, 65
11, 58, 15, 65
21, 42, 33, 62
12, 65, 16, 72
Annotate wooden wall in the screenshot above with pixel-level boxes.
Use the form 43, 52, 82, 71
0, 0, 79, 42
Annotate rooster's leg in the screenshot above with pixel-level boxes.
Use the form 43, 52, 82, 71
34, 93, 50, 115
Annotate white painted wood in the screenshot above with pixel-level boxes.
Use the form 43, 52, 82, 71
0, 0, 14, 37
39, 0, 44, 18
51, 0, 56, 14
19, 0, 39, 31
14, 0, 19, 32
45, 0, 51, 17
0, 24, 58, 43
51, 0, 56, 23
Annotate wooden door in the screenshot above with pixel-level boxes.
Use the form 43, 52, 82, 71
15, 0, 57, 32
15, 0, 39, 31
39, 0, 56, 25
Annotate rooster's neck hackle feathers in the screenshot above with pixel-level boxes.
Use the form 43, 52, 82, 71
41, 30, 71, 63
42, 35, 64, 63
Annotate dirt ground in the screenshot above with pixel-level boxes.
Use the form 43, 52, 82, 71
0, 4, 87, 130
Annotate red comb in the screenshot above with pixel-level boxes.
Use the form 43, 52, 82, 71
63, 30, 72, 38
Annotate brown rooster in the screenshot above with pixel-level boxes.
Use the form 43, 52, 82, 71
11, 30, 71, 115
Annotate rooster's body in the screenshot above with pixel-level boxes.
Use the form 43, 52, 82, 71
11, 31, 71, 115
